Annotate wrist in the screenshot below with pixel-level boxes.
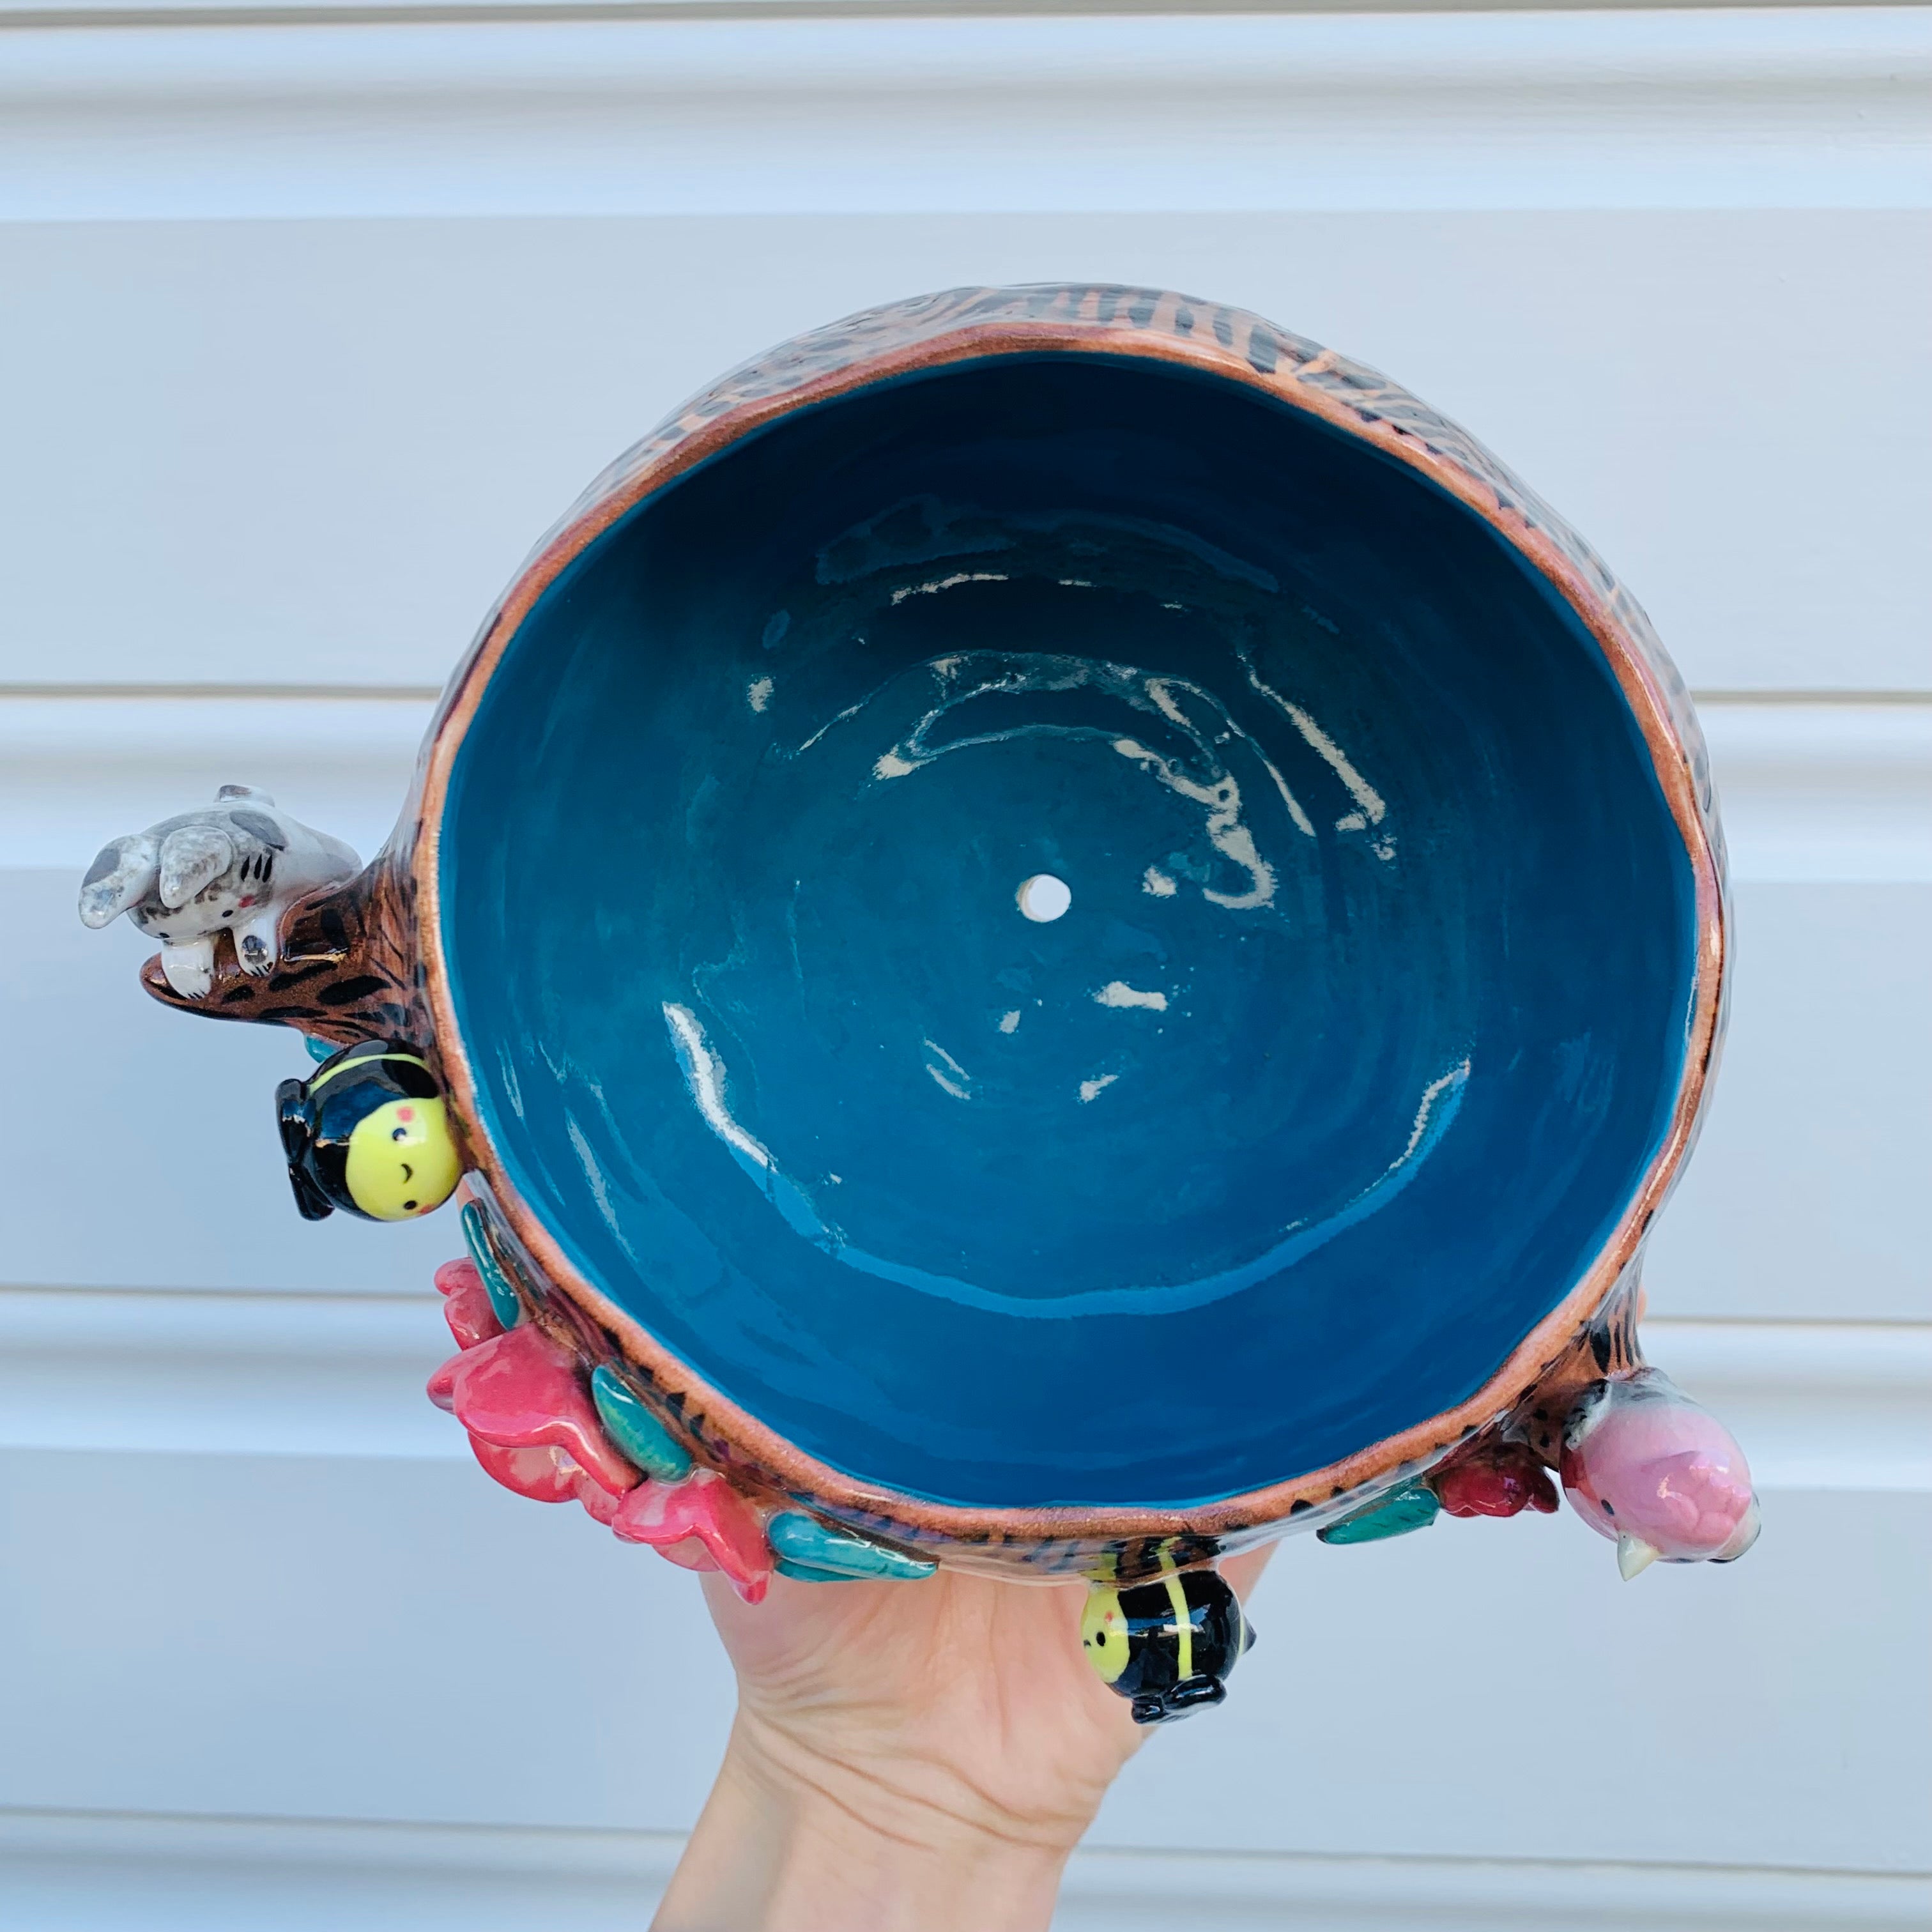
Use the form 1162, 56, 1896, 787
654, 1713, 1080, 1932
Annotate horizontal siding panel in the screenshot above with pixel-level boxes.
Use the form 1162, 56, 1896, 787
1, 1823, 1927, 1932
6, 1288, 1920, 1492
1643, 882, 1931, 1323
10, 694, 1928, 878
0, 1448, 1922, 1870
1, 208, 1928, 694
1061, 1850, 1932, 1932
1705, 705, 1932, 885
5, 12, 1928, 222
14, 0, 1932, 18
0, 1289, 457, 1463
0, 863, 460, 1296
0, 695, 431, 873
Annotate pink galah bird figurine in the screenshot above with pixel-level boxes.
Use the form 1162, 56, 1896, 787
1560, 1367, 1760, 1579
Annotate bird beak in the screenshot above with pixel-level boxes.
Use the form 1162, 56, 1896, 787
1617, 1533, 1660, 1581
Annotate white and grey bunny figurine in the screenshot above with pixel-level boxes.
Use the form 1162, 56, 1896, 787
78, 785, 361, 998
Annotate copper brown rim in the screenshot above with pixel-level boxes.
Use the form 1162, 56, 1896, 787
412, 296, 1726, 1543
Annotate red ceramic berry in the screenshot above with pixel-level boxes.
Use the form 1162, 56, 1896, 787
1433, 1443, 1559, 1518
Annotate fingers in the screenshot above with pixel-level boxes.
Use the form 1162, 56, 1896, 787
1220, 1541, 1276, 1602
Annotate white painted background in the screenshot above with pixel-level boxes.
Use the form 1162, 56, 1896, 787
1, 5, 1928, 1926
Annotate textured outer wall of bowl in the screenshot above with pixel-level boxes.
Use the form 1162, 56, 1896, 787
404, 285, 1728, 1569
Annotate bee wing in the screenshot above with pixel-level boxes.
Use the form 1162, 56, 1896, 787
284, 1167, 334, 1213
275, 1077, 335, 1220
275, 1077, 314, 1164
287, 1168, 335, 1220
158, 824, 235, 909
77, 833, 160, 928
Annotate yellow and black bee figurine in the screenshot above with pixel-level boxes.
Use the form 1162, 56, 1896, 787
276, 1039, 462, 1222
1081, 1563, 1255, 1724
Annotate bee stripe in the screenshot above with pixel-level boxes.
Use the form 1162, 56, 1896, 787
1162, 1569, 1193, 1683
307, 1050, 433, 1095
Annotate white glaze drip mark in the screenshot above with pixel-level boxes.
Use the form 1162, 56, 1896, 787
923, 1038, 974, 1101
1094, 981, 1168, 1012
889, 571, 1009, 605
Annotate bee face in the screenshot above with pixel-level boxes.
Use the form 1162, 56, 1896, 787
1081, 1586, 1131, 1685
277, 1041, 462, 1223
344, 1096, 461, 1220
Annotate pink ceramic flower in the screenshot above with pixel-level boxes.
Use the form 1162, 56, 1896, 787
431, 1321, 641, 1501
424, 1261, 778, 1588
433, 1257, 505, 1351
466, 1434, 627, 1522
468, 1434, 586, 1505
1560, 1368, 1759, 1577
612, 1469, 773, 1604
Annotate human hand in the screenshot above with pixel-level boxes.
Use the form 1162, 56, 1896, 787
653, 1548, 1272, 1932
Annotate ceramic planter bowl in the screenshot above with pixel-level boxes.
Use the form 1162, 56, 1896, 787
88, 287, 1756, 1715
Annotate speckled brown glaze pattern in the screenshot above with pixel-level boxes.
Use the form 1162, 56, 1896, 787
140, 850, 432, 1052
141, 286, 1729, 1579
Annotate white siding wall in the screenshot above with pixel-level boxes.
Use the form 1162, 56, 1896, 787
1, 7, 1927, 1924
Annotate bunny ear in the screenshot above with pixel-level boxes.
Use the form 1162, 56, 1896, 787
158, 825, 234, 908
77, 834, 160, 928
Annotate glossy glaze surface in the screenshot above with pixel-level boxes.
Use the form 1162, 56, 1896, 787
441, 351, 1696, 1511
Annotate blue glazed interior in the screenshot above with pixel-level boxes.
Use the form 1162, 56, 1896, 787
442, 353, 1696, 1510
